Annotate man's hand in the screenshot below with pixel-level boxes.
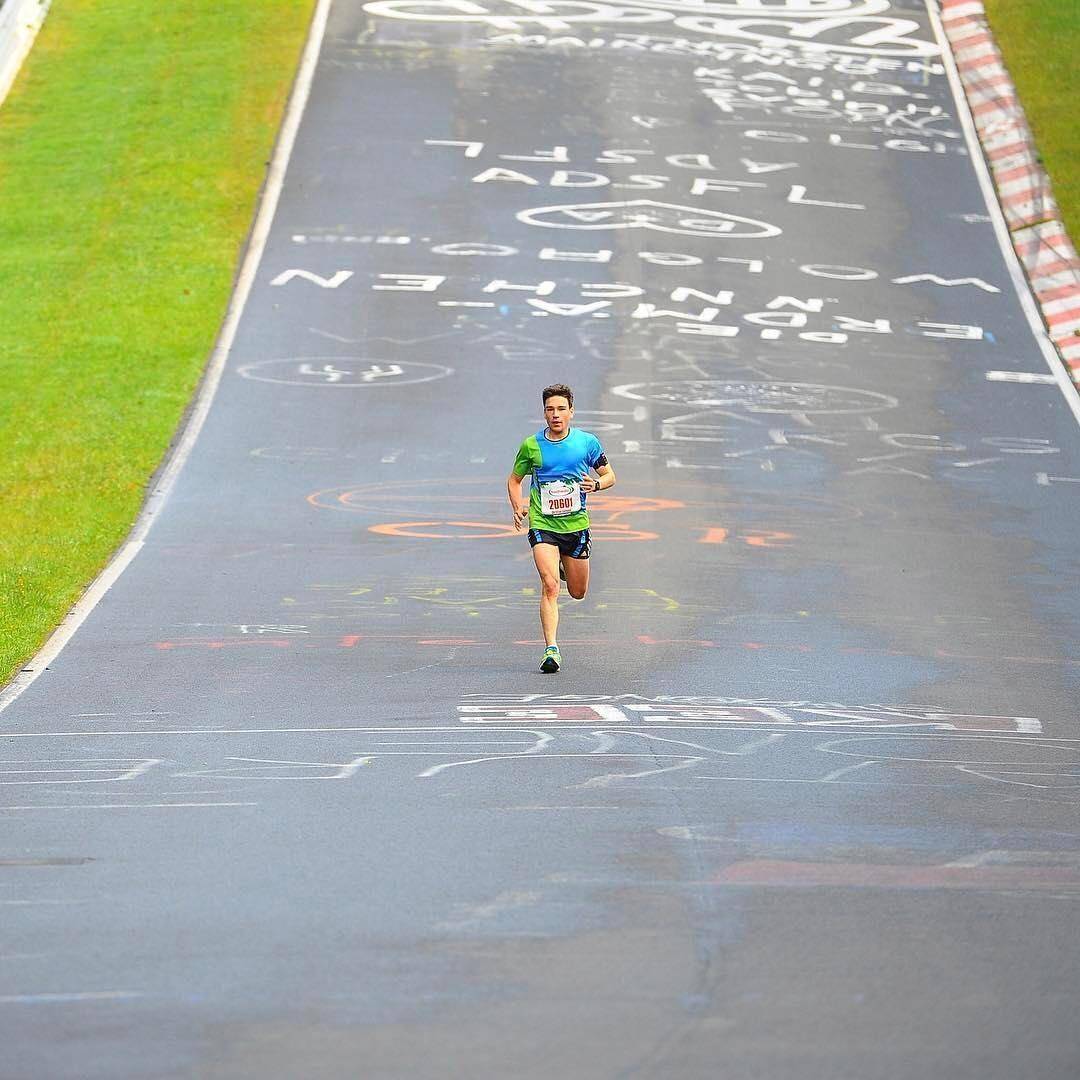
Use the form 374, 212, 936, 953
507, 472, 528, 531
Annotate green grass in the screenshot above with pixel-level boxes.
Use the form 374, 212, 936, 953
984, 0, 1080, 239
0, 0, 315, 686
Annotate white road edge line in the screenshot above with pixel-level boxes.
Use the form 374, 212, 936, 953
0, 0, 335, 717
927, 0, 1080, 426
0, 0, 53, 109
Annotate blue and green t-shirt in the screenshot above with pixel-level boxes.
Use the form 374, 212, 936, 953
512, 427, 607, 533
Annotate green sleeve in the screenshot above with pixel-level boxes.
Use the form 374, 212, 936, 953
512, 437, 537, 478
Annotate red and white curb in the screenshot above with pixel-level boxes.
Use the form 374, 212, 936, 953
941, 0, 1080, 381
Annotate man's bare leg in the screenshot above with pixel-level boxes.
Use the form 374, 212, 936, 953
532, 543, 562, 647
561, 555, 590, 601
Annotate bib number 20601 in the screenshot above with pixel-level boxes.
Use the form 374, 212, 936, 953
540, 479, 582, 517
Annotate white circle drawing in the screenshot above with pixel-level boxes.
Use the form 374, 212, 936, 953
517, 200, 781, 239
613, 380, 898, 414
237, 358, 453, 387
362, 0, 671, 25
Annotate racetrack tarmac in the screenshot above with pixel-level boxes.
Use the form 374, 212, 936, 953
2, 2, 1080, 1077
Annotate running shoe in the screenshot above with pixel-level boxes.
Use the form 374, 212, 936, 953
539, 645, 561, 674
559, 561, 566, 582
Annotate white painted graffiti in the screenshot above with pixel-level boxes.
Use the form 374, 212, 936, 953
677, 14, 940, 58
236, 358, 453, 387
427, 133, 962, 166
278, 270, 992, 344
609, 0, 895, 15
290, 233, 413, 245
175, 756, 374, 781
362, 0, 941, 57
0, 759, 161, 785
693, 69, 958, 134
298, 227, 1005, 296
364, 0, 672, 29
165, 732, 1078, 795
515, 199, 783, 237
636, 417, 1063, 479
471, 166, 868, 208
270, 269, 354, 289
482, 33, 946, 74
472, 164, 769, 195
613, 380, 899, 414
459, 696, 1043, 733
1036, 473, 1080, 488
427, 136, 958, 173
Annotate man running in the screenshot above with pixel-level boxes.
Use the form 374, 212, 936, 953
507, 383, 616, 673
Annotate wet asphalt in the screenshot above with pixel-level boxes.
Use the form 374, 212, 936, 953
2, 1, 1079, 1077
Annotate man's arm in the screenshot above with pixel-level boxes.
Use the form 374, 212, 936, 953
584, 463, 615, 493
507, 472, 528, 531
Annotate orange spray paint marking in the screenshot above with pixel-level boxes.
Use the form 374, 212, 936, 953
698, 527, 794, 546
746, 531, 795, 548
366, 520, 660, 541
368, 521, 518, 539
698, 527, 730, 544
588, 523, 659, 541
596, 495, 684, 523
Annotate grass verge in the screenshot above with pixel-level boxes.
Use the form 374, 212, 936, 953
983, 0, 1079, 239
0, 0, 315, 687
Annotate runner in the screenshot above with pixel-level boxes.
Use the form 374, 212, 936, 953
507, 383, 616, 673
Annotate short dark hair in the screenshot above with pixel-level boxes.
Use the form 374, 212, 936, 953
542, 383, 574, 407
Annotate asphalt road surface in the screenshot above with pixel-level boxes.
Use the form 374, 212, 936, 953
3, 2, 1080, 1077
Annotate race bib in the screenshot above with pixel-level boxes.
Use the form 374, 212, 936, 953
539, 479, 582, 518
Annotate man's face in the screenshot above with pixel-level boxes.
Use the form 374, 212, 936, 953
544, 396, 573, 434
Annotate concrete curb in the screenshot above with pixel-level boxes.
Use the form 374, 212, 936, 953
0, 0, 51, 108
940, 0, 1080, 382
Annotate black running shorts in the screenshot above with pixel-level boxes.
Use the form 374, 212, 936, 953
528, 528, 591, 559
